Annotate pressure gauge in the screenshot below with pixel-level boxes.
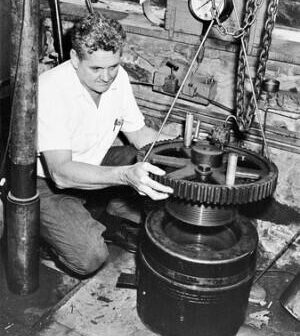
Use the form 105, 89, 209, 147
188, 0, 233, 22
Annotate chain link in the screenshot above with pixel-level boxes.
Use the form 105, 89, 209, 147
246, 0, 279, 125
235, 0, 255, 131
211, 0, 263, 39
235, 0, 279, 131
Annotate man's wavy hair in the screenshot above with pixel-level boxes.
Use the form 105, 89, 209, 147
71, 12, 126, 59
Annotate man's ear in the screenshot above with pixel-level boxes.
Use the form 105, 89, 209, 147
70, 49, 80, 69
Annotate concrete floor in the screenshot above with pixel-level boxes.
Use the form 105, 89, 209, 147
32, 243, 299, 336
0, 248, 80, 336
1, 240, 299, 336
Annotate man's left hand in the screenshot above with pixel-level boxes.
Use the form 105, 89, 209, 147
120, 162, 174, 200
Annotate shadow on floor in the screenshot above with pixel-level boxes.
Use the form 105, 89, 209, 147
239, 198, 300, 225
0, 240, 79, 336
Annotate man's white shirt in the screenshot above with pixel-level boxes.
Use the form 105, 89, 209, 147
37, 61, 145, 178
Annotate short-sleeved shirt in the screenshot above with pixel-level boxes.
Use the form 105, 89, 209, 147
37, 60, 145, 178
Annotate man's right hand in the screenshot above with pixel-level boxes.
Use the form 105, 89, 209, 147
121, 162, 173, 200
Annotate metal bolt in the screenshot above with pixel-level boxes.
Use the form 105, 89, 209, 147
198, 164, 211, 172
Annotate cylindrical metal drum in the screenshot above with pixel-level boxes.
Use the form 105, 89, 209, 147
137, 208, 258, 336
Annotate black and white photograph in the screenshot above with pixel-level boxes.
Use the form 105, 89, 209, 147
0, 0, 299, 335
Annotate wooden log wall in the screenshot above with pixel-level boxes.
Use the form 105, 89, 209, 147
38, 0, 300, 209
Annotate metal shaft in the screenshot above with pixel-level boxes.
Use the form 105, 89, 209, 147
226, 153, 238, 186
50, 0, 65, 63
8, 0, 40, 295
85, 0, 94, 14
184, 112, 194, 147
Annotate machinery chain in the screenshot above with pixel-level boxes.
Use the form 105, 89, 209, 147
235, 0, 254, 131
138, 139, 278, 205
235, 0, 279, 131
212, 0, 262, 39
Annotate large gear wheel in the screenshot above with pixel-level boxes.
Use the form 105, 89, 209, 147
138, 139, 278, 205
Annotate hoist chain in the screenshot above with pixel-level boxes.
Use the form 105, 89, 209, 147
212, 0, 262, 39
235, 0, 256, 131
235, 0, 279, 131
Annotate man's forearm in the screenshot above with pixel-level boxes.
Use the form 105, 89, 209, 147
46, 156, 173, 200
51, 161, 127, 190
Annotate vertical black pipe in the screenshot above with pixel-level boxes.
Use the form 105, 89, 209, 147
6, 193, 40, 294
7, 0, 40, 295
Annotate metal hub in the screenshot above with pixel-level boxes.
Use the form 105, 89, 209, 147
165, 200, 236, 226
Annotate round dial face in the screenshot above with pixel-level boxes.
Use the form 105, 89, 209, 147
189, 0, 232, 22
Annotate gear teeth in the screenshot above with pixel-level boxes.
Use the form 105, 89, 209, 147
213, 187, 220, 204
198, 185, 204, 203
239, 186, 248, 204
228, 186, 235, 204
233, 187, 239, 204
267, 180, 273, 196
265, 182, 270, 199
238, 187, 244, 204
219, 186, 226, 205
187, 181, 194, 201
206, 186, 212, 203
190, 183, 196, 201
248, 186, 254, 203
253, 184, 260, 202
261, 183, 267, 199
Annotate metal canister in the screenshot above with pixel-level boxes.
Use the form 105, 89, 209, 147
280, 272, 300, 321
137, 209, 258, 336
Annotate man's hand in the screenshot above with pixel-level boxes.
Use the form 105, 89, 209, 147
121, 162, 173, 200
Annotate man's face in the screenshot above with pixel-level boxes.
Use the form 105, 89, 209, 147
71, 48, 121, 94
